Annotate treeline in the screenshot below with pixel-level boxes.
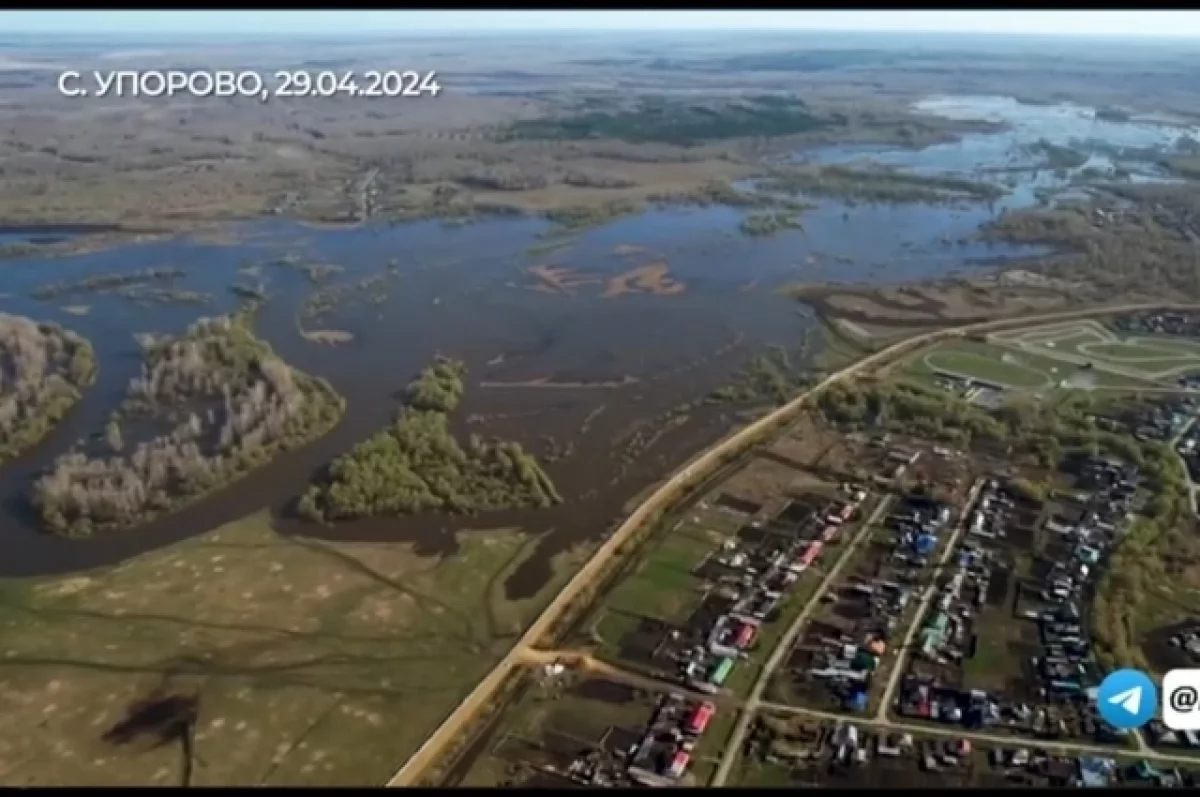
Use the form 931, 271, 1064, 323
405, 357, 466, 412
1090, 419, 1191, 672
817, 379, 1148, 468
32, 267, 185, 300
0, 313, 97, 463
458, 167, 549, 191
32, 311, 344, 536
982, 183, 1200, 299
504, 95, 826, 146
562, 171, 636, 189
544, 201, 643, 232
297, 357, 562, 522
761, 165, 1004, 204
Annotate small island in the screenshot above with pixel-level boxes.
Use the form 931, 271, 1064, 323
32, 309, 344, 537
0, 313, 97, 464
297, 357, 561, 522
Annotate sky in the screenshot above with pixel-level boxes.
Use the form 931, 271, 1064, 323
4, 10, 1200, 39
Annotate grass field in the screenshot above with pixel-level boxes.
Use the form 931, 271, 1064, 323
602, 524, 719, 626
923, 349, 1051, 389
584, 505, 743, 666
991, 319, 1200, 383
906, 339, 1061, 390
582, 479, 855, 704
0, 513, 590, 786
1086, 339, 1200, 363
906, 334, 1171, 395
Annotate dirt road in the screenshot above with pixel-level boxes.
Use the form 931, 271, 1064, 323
756, 700, 1200, 768
710, 494, 895, 786
874, 479, 985, 722
384, 301, 1200, 787
503, 650, 1200, 772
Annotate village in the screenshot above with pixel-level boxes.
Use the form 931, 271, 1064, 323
615, 424, 1193, 787
449, 314, 1200, 790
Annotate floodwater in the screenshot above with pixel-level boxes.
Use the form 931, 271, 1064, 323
798, 94, 1194, 212
0, 94, 1158, 595
0, 212, 825, 590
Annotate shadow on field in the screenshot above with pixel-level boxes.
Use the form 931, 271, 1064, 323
103, 690, 200, 786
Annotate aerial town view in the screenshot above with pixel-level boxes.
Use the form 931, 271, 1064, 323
3, 7, 1200, 789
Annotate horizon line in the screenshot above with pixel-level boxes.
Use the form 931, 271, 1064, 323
5, 27, 1200, 40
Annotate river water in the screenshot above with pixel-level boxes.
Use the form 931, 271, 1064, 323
0, 94, 1188, 595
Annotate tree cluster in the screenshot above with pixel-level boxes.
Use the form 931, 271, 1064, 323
818, 380, 1146, 469
32, 313, 343, 536
0, 313, 96, 463
298, 358, 561, 522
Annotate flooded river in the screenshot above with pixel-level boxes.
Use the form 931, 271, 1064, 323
0, 93, 1186, 594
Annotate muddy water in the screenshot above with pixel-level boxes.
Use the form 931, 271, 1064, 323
0, 128, 1049, 593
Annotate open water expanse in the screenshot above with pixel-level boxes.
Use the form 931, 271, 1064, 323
0, 94, 1186, 596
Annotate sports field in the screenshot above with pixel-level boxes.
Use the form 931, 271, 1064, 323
990, 319, 1200, 382
922, 348, 1052, 390
906, 317, 1200, 396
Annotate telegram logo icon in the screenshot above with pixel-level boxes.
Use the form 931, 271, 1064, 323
1097, 668, 1158, 731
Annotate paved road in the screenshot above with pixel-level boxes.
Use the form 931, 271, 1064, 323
710, 495, 895, 787
875, 479, 985, 722
384, 301, 1200, 787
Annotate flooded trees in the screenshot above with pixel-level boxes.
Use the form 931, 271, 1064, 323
31, 311, 344, 536
0, 313, 97, 463
404, 358, 465, 413
30, 267, 185, 301
298, 358, 561, 522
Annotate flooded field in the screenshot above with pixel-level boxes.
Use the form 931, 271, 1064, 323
0, 208, 1024, 589
798, 94, 1194, 212
0, 94, 1187, 598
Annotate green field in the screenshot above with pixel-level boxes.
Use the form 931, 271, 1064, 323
603, 524, 719, 625
584, 516, 724, 666
962, 548, 1040, 695
1018, 330, 1101, 354
1131, 337, 1200, 356
1085, 340, 1200, 364
909, 329, 1180, 395
994, 320, 1200, 382
906, 339, 1061, 390
924, 349, 1051, 389
582, 481, 857, 705
0, 513, 590, 786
